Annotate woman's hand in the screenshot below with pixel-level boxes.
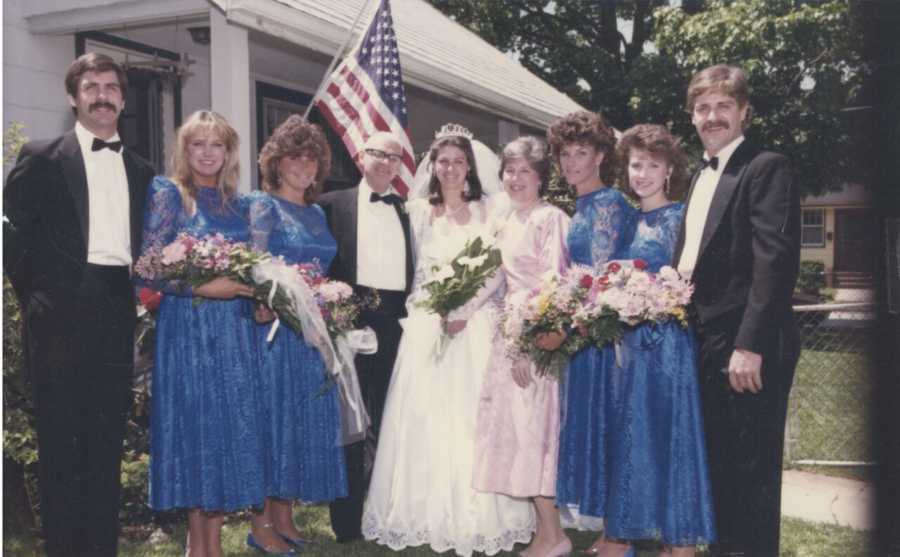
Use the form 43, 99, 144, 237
254, 304, 276, 324
511, 357, 532, 389
445, 319, 467, 337
535, 330, 567, 351
194, 277, 254, 300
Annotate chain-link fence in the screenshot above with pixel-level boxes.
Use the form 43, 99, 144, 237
785, 302, 878, 466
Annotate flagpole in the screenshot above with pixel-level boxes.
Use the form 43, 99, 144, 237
303, 0, 375, 119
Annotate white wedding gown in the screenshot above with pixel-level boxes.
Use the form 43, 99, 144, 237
362, 198, 534, 556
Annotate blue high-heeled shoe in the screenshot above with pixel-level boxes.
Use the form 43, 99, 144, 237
246, 532, 297, 556
279, 533, 312, 549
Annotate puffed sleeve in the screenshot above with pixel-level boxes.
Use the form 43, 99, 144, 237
136, 176, 193, 295
540, 205, 571, 276
589, 188, 638, 267
247, 191, 278, 254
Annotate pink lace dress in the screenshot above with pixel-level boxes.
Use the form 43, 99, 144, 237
472, 200, 570, 497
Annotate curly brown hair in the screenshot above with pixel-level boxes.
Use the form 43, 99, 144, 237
258, 115, 331, 204
546, 110, 617, 185
616, 124, 689, 202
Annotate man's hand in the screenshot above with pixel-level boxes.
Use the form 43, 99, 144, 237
194, 277, 254, 300
535, 330, 567, 351
728, 348, 763, 393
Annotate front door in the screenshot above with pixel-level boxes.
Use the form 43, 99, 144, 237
834, 209, 877, 273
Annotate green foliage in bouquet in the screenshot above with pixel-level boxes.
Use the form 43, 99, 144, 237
416, 235, 502, 317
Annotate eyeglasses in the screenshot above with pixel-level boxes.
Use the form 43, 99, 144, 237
364, 148, 403, 163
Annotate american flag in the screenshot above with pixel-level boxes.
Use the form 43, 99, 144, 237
315, 0, 415, 196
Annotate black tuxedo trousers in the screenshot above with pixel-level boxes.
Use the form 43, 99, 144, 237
28, 264, 136, 557
695, 307, 800, 557
329, 289, 406, 542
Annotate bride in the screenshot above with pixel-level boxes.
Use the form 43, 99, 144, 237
362, 124, 534, 556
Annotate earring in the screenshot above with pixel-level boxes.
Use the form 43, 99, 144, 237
664, 175, 670, 195
463, 180, 471, 196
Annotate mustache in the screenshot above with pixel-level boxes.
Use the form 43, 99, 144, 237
703, 120, 729, 131
88, 101, 118, 113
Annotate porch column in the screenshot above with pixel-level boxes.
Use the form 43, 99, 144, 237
210, 9, 252, 192
498, 120, 520, 146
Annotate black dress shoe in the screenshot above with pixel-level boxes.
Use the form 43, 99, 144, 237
335, 533, 363, 544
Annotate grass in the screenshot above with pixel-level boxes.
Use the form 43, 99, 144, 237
3, 506, 877, 556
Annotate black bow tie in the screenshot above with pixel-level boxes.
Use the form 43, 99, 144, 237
699, 156, 719, 171
91, 137, 123, 153
370, 192, 402, 206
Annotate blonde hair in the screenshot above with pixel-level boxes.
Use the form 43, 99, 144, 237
168, 110, 240, 213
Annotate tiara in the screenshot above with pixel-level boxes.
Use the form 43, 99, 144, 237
435, 123, 474, 141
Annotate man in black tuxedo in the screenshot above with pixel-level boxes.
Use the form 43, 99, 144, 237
318, 131, 413, 543
3, 53, 155, 557
674, 64, 801, 557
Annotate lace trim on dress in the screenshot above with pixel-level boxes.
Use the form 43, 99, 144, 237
362, 514, 534, 557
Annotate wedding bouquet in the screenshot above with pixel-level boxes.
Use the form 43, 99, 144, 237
589, 260, 693, 330
134, 232, 269, 294
415, 234, 502, 357
503, 265, 600, 377
253, 260, 369, 341
252, 257, 376, 445
416, 234, 502, 317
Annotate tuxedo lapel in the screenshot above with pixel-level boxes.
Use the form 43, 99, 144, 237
673, 170, 701, 266
696, 142, 753, 262
341, 189, 359, 285
123, 150, 147, 262
58, 131, 89, 250
393, 200, 413, 293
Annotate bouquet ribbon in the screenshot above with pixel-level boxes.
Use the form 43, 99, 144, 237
252, 260, 373, 445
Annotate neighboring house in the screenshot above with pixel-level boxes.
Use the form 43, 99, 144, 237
800, 183, 876, 288
3, 0, 585, 190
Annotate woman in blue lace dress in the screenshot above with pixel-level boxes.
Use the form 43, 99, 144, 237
544, 112, 637, 552
247, 116, 347, 552
141, 110, 266, 556
599, 125, 715, 557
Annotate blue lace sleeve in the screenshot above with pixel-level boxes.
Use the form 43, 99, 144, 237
659, 203, 685, 265
247, 191, 277, 255
137, 176, 193, 296
590, 189, 638, 267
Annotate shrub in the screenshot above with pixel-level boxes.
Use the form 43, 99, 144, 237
797, 260, 827, 295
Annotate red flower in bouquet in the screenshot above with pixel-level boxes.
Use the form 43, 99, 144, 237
633, 258, 648, 270
607, 261, 622, 273
579, 274, 593, 289
138, 287, 162, 312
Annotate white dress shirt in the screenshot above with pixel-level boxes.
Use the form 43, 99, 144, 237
74, 122, 132, 265
677, 135, 745, 279
356, 180, 407, 291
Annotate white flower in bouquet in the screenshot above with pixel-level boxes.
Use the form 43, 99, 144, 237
427, 264, 456, 285
457, 253, 488, 269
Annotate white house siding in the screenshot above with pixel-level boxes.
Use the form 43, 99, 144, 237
5, 0, 578, 188
3, 0, 78, 174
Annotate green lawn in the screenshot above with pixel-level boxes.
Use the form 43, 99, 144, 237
3, 506, 877, 556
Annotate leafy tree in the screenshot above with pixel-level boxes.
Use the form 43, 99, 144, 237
427, 0, 864, 196
651, 0, 864, 195
427, 0, 668, 128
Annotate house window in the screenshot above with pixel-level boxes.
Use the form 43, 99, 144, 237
802, 208, 826, 247
255, 81, 360, 191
